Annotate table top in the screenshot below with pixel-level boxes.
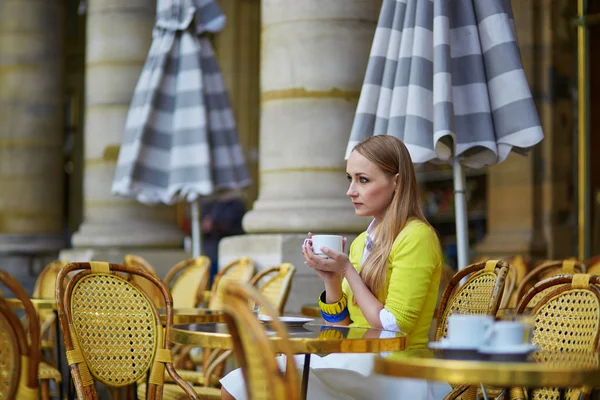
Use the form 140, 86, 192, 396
169, 322, 406, 355
374, 350, 600, 388
5, 298, 57, 310
160, 308, 225, 325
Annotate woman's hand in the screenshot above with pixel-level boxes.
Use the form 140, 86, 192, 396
302, 234, 351, 279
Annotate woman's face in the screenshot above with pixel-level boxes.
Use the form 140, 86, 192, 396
346, 151, 397, 221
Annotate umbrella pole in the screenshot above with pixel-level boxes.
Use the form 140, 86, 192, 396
453, 157, 469, 270
191, 199, 202, 258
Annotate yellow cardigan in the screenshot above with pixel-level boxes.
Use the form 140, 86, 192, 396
342, 219, 442, 349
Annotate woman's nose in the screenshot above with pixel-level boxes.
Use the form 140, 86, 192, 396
346, 183, 357, 197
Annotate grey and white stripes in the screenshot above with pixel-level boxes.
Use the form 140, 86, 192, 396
112, 0, 250, 204
347, 0, 543, 167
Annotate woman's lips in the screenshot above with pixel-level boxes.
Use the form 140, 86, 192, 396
353, 202, 363, 207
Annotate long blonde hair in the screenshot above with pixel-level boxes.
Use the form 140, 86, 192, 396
352, 135, 431, 298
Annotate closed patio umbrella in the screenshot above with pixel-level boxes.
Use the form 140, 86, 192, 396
112, 0, 251, 257
347, 0, 544, 269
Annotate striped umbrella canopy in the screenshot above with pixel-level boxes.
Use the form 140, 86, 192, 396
347, 0, 544, 268
112, 0, 250, 256
112, 0, 250, 204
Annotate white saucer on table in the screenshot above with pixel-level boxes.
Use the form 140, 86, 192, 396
428, 339, 480, 351
258, 315, 313, 327
478, 343, 538, 355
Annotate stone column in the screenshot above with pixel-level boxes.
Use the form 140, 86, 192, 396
242, 0, 379, 233
71, 0, 183, 248
221, 0, 380, 312
0, 0, 66, 253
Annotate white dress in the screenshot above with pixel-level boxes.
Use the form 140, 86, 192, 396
220, 224, 451, 399
220, 352, 451, 400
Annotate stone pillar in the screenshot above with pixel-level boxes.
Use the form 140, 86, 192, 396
71, 0, 184, 248
476, 0, 576, 260
221, 0, 380, 312
0, 0, 66, 253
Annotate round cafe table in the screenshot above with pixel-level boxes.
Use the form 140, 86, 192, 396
374, 350, 600, 399
169, 322, 405, 400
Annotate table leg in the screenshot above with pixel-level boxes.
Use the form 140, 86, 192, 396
301, 354, 311, 400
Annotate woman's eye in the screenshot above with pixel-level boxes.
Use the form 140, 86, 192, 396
359, 177, 368, 183
346, 175, 352, 182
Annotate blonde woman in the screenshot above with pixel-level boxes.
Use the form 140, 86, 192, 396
221, 136, 450, 400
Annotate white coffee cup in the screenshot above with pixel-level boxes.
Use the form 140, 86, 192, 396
483, 320, 530, 349
446, 314, 494, 347
304, 235, 343, 258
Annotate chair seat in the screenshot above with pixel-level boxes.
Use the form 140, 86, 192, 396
39, 361, 62, 382
137, 383, 221, 400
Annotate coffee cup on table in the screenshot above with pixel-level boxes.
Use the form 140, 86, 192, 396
446, 314, 494, 348
483, 320, 530, 349
304, 235, 343, 258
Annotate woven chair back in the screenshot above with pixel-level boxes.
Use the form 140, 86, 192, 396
0, 271, 41, 399
0, 306, 21, 399
56, 262, 199, 400
209, 257, 255, 310
516, 274, 600, 400
164, 256, 210, 309
435, 260, 509, 342
222, 281, 300, 400
124, 254, 166, 309
515, 260, 586, 309
32, 260, 67, 326
250, 264, 296, 314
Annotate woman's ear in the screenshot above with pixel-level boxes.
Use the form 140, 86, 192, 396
394, 173, 399, 187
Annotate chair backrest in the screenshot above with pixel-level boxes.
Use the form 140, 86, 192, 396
123, 254, 166, 309
164, 256, 211, 309
435, 260, 509, 341
249, 264, 296, 314
514, 260, 587, 309
56, 262, 199, 400
0, 271, 41, 399
222, 281, 300, 400
516, 274, 600, 400
209, 257, 255, 310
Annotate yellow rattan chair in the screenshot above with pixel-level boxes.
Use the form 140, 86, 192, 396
208, 257, 256, 310
437, 260, 509, 400
123, 254, 167, 309
55, 261, 199, 400
0, 271, 41, 400
509, 274, 600, 400
181, 263, 298, 387
514, 260, 586, 309
249, 263, 296, 314
164, 256, 211, 309
222, 280, 301, 400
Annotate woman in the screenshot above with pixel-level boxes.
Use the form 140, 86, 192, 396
221, 135, 449, 399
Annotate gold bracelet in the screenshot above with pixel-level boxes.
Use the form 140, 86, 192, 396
318, 291, 348, 315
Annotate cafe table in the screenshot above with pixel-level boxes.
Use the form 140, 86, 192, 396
374, 349, 600, 400
169, 322, 405, 400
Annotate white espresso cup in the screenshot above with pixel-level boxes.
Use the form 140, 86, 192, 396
483, 320, 530, 349
446, 314, 494, 347
304, 235, 343, 258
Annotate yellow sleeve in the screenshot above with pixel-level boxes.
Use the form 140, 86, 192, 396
384, 222, 441, 334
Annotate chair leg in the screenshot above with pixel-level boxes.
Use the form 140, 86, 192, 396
41, 380, 50, 400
